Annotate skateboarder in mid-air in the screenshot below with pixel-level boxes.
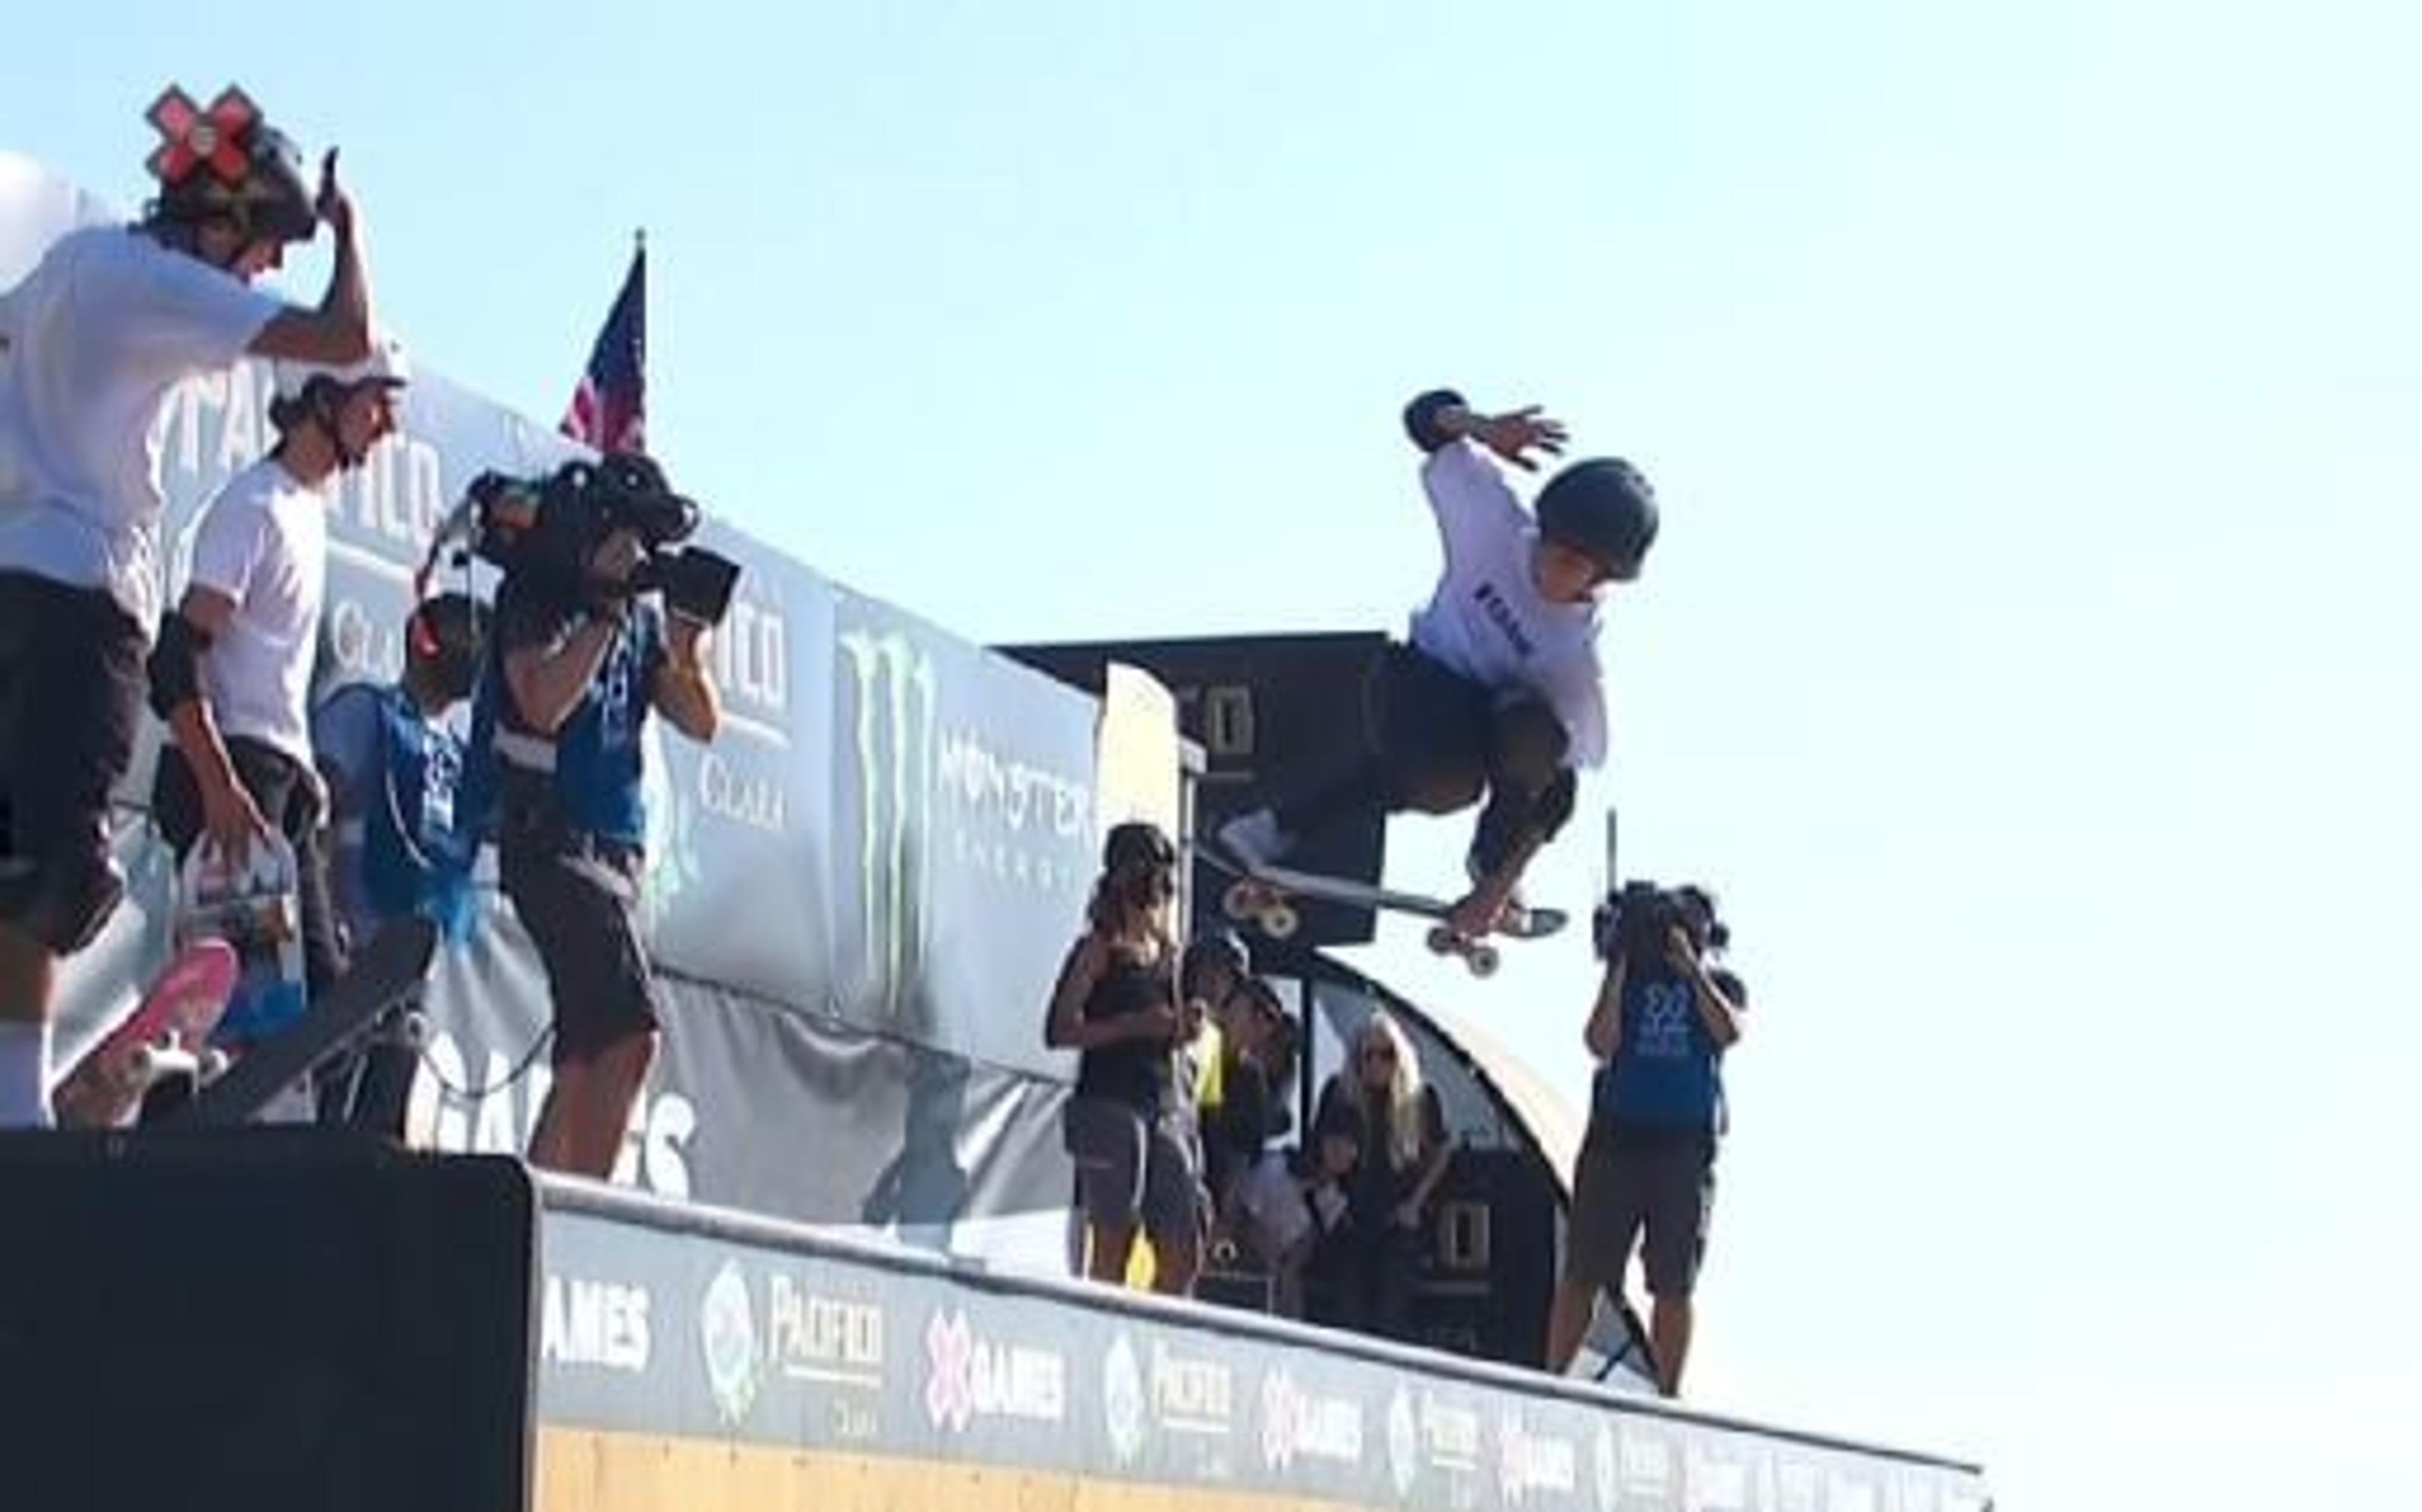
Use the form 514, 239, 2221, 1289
1219, 387, 1658, 941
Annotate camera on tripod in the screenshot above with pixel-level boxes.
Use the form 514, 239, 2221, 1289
453, 452, 742, 625
1593, 880, 1728, 963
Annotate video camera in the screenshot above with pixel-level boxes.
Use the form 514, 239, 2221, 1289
1593, 880, 1729, 963
452, 453, 742, 626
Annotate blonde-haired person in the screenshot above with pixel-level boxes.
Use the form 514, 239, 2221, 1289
1312, 1009, 1453, 1341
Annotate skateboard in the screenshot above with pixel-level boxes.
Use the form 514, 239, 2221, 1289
50, 940, 240, 1130
1199, 849, 1566, 979
153, 915, 439, 1132
177, 834, 308, 1050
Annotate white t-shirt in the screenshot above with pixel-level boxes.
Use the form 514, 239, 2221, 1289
0, 225, 283, 632
1405, 439, 1610, 770
185, 456, 327, 769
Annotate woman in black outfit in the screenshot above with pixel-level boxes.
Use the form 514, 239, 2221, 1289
1312, 1009, 1454, 1341
1043, 821, 1199, 1294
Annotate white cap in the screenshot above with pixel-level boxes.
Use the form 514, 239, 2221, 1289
272, 330, 411, 402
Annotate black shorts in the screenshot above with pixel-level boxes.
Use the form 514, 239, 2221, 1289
1273, 645, 1576, 864
0, 572, 144, 937
1063, 1096, 1201, 1244
500, 829, 662, 1065
1566, 1122, 1716, 1300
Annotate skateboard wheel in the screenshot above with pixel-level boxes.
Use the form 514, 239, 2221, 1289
1261, 904, 1299, 940
1221, 880, 1261, 923
1466, 945, 1501, 978
1425, 925, 1457, 956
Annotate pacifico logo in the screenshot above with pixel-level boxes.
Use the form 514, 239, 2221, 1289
1147, 1338, 1233, 1438
691, 581, 793, 842
709, 586, 788, 735
1391, 1383, 1481, 1494
764, 1274, 884, 1390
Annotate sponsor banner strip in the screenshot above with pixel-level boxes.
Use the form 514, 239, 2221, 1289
535, 1207, 1992, 1512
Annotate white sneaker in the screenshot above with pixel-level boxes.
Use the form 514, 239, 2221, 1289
1217, 810, 1293, 872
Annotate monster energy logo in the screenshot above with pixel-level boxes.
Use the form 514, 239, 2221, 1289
840, 629, 938, 1015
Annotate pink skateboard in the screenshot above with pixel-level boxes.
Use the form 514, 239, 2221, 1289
53, 941, 239, 1130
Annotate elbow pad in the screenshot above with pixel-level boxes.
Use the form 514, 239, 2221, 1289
1402, 388, 1468, 451
145, 612, 213, 720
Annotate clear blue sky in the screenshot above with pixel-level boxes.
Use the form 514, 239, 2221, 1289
12, 3, 2419, 1503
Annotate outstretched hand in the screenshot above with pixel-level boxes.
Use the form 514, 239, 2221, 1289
1472, 406, 1569, 472
315, 149, 356, 240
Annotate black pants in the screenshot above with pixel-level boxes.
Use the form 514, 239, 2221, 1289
1308, 1218, 1422, 1342
1273, 644, 1574, 877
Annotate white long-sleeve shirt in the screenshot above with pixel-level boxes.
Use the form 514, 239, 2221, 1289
1405, 439, 1610, 770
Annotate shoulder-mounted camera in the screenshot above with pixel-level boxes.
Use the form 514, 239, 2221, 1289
440, 452, 742, 625
1593, 879, 1729, 963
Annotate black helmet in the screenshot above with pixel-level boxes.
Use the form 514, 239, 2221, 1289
1101, 820, 1175, 875
146, 86, 317, 247
1536, 458, 1658, 579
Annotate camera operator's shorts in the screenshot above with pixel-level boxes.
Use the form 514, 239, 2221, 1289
500, 827, 662, 1065
1567, 1121, 1716, 1299
1065, 1096, 1200, 1245
0, 573, 144, 952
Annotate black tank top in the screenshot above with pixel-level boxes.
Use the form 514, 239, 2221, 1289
1074, 947, 1178, 1113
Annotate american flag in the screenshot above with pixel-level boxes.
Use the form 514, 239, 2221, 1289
560, 235, 646, 454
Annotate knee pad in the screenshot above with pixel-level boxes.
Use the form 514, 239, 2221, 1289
1529, 767, 1578, 840
0, 842, 125, 955
1484, 701, 1579, 844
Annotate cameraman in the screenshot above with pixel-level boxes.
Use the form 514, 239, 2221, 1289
1545, 886, 1744, 1397
469, 457, 722, 1178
